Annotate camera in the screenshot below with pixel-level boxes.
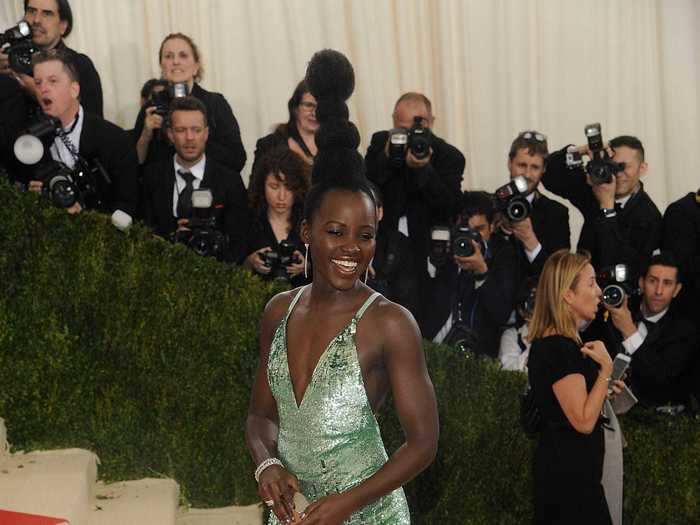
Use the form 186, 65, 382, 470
387, 116, 432, 167
584, 123, 626, 185
430, 224, 484, 265
171, 189, 227, 260
443, 322, 478, 355
259, 239, 302, 282
148, 81, 189, 118
597, 264, 635, 307
1, 21, 38, 76
494, 175, 531, 222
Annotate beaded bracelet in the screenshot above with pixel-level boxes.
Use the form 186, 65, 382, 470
254, 457, 283, 483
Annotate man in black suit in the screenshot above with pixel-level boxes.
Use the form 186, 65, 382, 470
543, 135, 661, 281
600, 253, 698, 407
365, 92, 465, 324
0, 0, 103, 117
141, 96, 248, 264
22, 49, 137, 216
498, 131, 570, 276
422, 191, 520, 358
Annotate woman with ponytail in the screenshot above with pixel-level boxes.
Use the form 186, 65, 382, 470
245, 50, 439, 525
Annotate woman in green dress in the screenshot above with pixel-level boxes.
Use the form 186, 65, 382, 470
245, 50, 439, 525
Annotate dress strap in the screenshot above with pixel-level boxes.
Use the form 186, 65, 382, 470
284, 285, 308, 321
355, 292, 381, 321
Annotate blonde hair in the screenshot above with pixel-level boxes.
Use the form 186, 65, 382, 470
528, 250, 591, 344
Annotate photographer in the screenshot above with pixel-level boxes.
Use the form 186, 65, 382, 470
1, 0, 103, 117
499, 131, 569, 276
594, 253, 698, 408
662, 189, 700, 324
134, 33, 246, 173
16, 49, 136, 216
543, 133, 661, 281
365, 92, 465, 323
422, 191, 519, 358
141, 96, 248, 264
245, 146, 309, 286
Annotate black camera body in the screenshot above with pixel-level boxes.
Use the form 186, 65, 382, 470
584, 123, 626, 185
597, 264, 636, 308
430, 224, 485, 266
148, 82, 189, 118
387, 116, 432, 167
259, 239, 302, 281
1, 21, 38, 76
34, 159, 108, 209
171, 189, 227, 260
494, 176, 531, 222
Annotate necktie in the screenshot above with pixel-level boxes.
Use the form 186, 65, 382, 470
176, 170, 195, 218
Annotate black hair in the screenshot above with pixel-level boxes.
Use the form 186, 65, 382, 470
610, 135, 645, 162
460, 191, 496, 224
643, 251, 681, 283
168, 96, 208, 127
24, 0, 73, 38
278, 80, 314, 158
302, 50, 376, 223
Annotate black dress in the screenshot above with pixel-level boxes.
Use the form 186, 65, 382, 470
527, 335, 611, 525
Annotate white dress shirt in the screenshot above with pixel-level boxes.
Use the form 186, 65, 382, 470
172, 154, 206, 217
49, 105, 84, 169
621, 306, 668, 355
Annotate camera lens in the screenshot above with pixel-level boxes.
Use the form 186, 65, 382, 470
506, 199, 528, 221
602, 285, 624, 307
453, 236, 475, 258
49, 175, 78, 208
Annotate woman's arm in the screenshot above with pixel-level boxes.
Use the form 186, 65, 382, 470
303, 302, 439, 524
552, 340, 613, 434
245, 292, 298, 522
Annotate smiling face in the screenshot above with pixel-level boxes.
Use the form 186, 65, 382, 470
33, 59, 80, 126
302, 189, 377, 291
159, 37, 200, 86
25, 0, 67, 49
563, 263, 602, 324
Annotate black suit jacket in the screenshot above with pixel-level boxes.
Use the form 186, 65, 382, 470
142, 157, 248, 263
422, 232, 520, 358
251, 125, 313, 177
522, 191, 570, 275
584, 302, 699, 406
58, 41, 103, 118
543, 146, 661, 279
134, 83, 246, 173
365, 130, 465, 322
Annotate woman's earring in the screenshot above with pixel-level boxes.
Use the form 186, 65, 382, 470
364, 258, 373, 284
304, 243, 309, 279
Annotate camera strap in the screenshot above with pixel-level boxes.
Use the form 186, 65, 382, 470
54, 111, 86, 169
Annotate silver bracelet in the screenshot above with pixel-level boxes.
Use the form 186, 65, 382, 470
254, 457, 283, 483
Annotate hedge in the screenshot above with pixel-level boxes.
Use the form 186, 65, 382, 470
0, 179, 698, 523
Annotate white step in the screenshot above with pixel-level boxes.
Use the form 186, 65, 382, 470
0, 448, 98, 525
88, 478, 179, 525
177, 504, 263, 525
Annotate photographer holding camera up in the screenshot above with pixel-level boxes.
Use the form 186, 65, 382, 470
590, 253, 698, 409
543, 126, 662, 280
12, 49, 136, 217
141, 96, 248, 264
0, 0, 103, 117
499, 131, 570, 276
422, 191, 519, 358
365, 92, 465, 323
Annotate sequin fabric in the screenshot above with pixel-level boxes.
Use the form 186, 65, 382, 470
267, 286, 410, 524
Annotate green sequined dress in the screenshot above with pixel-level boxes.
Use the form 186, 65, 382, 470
266, 286, 410, 524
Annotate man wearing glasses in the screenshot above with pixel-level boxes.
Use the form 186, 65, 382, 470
365, 92, 465, 325
499, 131, 570, 276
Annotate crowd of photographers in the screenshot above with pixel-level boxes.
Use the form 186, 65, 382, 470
2, 0, 699, 416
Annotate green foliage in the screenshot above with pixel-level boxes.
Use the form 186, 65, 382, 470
0, 179, 698, 522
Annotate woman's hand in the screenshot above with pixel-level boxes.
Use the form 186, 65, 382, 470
608, 379, 625, 398
301, 492, 355, 525
286, 250, 305, 278
258, 465, 299, 524
580, 340, 613, 377
142, 106, 164, 138
245, 247, 273, 275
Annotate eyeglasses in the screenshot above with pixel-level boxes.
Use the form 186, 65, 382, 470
519, 131, 547, 142
299, 101, 317, 112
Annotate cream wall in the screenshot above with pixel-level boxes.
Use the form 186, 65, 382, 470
2, 0, 698, 244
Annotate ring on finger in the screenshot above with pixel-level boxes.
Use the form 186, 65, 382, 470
264, 499, 274, 507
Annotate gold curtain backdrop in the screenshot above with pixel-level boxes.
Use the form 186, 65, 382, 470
2, 0, 699, 245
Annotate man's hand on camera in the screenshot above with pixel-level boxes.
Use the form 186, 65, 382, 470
590, 175, 616, 210
28, 180, 43, 193
67, 202, 82, 215
454, 240, 487, 275
604, 296, 636, 339
507, 217, 540, 251
405, 148, 432, 169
